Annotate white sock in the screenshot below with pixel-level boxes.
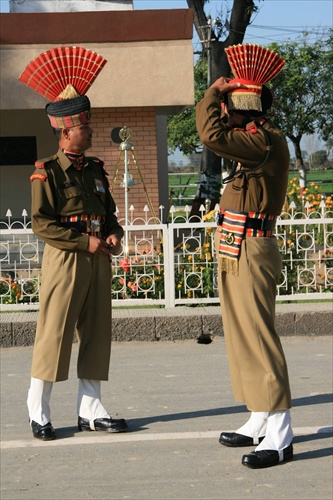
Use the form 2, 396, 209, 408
236, 412, 268, 442
255, 410, 293, 453
27, 377, 53, 426
77, 379, 110, 421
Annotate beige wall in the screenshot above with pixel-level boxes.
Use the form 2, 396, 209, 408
1, 41, 194, 112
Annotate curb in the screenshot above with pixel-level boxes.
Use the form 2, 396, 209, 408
0, 303, 332, 347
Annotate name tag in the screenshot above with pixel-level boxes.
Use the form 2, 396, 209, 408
95, 178, 105, 193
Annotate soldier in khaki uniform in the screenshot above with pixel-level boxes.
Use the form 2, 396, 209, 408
20, 49, 128, 440
196, 44, 293, 468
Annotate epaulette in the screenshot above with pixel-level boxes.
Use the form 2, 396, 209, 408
245, 122, 259, 134
233, 122, 259, 133
88, 157, 110, 188
34, 154, 58, 169
89, 156, 109, 179
234, 117, 269, 135
90, 157, 105, 168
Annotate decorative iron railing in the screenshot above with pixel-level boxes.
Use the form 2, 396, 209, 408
1, 202, 332, 310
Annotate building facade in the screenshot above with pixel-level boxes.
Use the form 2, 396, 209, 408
0, 5, 194, 221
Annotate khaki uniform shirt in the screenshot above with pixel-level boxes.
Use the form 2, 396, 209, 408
30, 149, 123, 250
196, 88, 290, 215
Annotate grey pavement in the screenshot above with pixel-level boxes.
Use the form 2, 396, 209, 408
1, 336, 332, 500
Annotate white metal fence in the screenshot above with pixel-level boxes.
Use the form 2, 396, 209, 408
1, 202, 332, 310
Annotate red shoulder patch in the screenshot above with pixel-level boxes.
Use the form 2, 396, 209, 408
35, 161, 46, 169
246, 122, 258, 134
30, 173, 47, 182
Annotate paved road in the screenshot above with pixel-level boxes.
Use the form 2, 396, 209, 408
1, 337, 332, 500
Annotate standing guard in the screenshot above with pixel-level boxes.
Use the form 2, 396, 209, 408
196, 44, 293, 468
19, 46, 127, 440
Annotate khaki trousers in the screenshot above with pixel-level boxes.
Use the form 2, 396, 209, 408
31, 245, 112, 382
216, 233, 292, 412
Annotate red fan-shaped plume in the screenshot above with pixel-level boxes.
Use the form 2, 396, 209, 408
19, 46, 107, 101
225, 44, 285, 84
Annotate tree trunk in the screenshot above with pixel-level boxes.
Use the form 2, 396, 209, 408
288, 134, 307, 195
187, 0, 255, 213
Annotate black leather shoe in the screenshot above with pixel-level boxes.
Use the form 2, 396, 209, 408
78, 416, 128, 433
242, 443, 293, 469
219, 432, 264, 447
31, 420, 56, 441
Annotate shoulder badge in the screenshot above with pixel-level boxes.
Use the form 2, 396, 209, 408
30, 173, 47, 182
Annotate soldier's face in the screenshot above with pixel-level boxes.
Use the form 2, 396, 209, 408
66, 123, 94, 152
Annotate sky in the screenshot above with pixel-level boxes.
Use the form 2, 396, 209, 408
134, 0, 332, 49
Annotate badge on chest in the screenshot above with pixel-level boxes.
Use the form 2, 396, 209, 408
94, 178, 105, 193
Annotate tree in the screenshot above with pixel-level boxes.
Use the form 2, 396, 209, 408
168, 0, 259, 207
267, 32, 333, 185
167, 57, 207, 156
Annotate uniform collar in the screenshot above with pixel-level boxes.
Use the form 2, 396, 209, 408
56, 149, 88, 172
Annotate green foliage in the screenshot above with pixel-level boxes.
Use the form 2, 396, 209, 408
268, 32, 333, 146
0, 278, 21, 304
0, 277, 39, 304
167, 57, 207, 155
310, 150, 328, 168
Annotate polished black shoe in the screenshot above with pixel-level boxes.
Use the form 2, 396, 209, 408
242, 443, 293, 469
219, 432, 264, 447
78, 416, 128, 433
31, 420, 56, 441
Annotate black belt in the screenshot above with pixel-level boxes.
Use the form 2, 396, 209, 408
245, 218, 276, 231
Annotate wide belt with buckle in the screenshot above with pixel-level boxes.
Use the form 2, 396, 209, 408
217, 210, 277, 237
60, 214, 105, 236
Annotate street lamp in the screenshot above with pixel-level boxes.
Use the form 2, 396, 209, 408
118, 126, 136, 255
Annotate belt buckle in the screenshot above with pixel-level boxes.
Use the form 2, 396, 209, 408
91, 219, 102, 233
